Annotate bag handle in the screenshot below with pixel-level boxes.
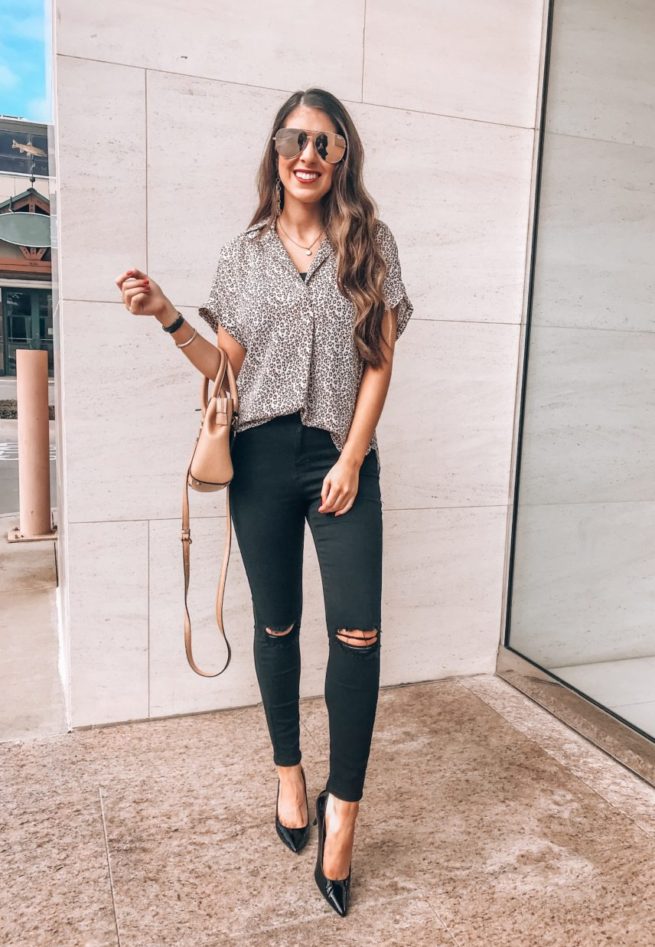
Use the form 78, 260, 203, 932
181, 345, 239, 678
202, 345, 240, 417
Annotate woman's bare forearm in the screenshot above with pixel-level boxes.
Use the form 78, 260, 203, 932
341, 360, 393, 467
116, 268, 244, 380
341, 309, 398, 467
155, 300, 223, 380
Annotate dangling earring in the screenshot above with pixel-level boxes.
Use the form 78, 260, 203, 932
274, 172, 283, 218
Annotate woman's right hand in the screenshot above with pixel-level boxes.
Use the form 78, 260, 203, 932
115, 268, 169, 319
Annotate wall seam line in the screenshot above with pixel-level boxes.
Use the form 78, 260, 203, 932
56, 53, 536, 133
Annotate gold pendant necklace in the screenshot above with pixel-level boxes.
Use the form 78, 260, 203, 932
277, 218, 324, 256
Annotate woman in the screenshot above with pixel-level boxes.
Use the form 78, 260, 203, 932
115, 87, 413, 918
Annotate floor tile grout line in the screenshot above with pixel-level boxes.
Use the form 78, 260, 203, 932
300, 716, 322, 744
423, 894, 465, 947
456, 676, 655, 842
98, 786, 123, 947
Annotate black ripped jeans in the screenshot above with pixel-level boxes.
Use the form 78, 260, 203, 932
229, 410, 383, 802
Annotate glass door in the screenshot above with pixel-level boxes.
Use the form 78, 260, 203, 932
501, 0, 655, 781
1, 287, 53, 376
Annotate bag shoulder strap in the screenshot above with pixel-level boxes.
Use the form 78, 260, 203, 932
181, 475, 232, 678
180, 343, 238, 678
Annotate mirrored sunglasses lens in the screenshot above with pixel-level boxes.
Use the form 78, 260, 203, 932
315, 133, 329, 161
275, 128, 301, 157
324, 133, 346, 164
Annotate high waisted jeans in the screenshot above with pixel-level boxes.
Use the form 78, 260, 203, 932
229, 410, 383, 802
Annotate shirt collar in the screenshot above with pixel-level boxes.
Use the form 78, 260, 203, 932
244, 218, 270, 237
245, 215, 333, 282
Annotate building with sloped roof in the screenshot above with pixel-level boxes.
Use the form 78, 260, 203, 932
0, 116, 52, 381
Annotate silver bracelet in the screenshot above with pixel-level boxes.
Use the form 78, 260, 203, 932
176, 327, 198, 349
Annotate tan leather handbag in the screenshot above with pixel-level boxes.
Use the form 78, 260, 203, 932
181, 345, 239, 677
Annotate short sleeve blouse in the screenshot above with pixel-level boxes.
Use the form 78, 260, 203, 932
198, 216, 413, 470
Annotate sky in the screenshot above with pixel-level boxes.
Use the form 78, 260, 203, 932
0, 0, 50, 123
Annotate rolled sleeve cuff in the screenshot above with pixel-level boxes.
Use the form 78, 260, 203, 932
198, 303, 249, 348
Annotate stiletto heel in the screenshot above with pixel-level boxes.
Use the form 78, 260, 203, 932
275, 764, 310, 854
313, 788, 351, 917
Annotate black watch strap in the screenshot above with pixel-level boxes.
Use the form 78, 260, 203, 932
162, 312, 185, 333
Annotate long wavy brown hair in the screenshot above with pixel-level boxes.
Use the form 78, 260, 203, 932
247, 88, 390, 368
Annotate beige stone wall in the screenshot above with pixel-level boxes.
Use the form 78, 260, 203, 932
52, 0, 547, 726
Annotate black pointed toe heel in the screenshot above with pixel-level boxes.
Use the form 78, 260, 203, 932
275, 764, 311, 854
313, 788, 351, 917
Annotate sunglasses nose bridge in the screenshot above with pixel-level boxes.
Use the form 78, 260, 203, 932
298, 133, 318, 160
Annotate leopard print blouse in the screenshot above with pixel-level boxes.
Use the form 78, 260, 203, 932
198, 216, 413, 471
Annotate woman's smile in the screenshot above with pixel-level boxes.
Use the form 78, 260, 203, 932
293, 169, 321, 183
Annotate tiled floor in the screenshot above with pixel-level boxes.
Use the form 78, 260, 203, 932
2, 674, 655, 946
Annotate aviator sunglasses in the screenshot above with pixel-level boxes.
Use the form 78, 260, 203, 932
272, 127, 347, 164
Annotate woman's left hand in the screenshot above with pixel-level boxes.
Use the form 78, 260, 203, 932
318, 455, 362, 517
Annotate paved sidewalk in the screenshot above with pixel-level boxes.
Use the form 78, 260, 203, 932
2, 675, 654, 945
0, 509, 65, 742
